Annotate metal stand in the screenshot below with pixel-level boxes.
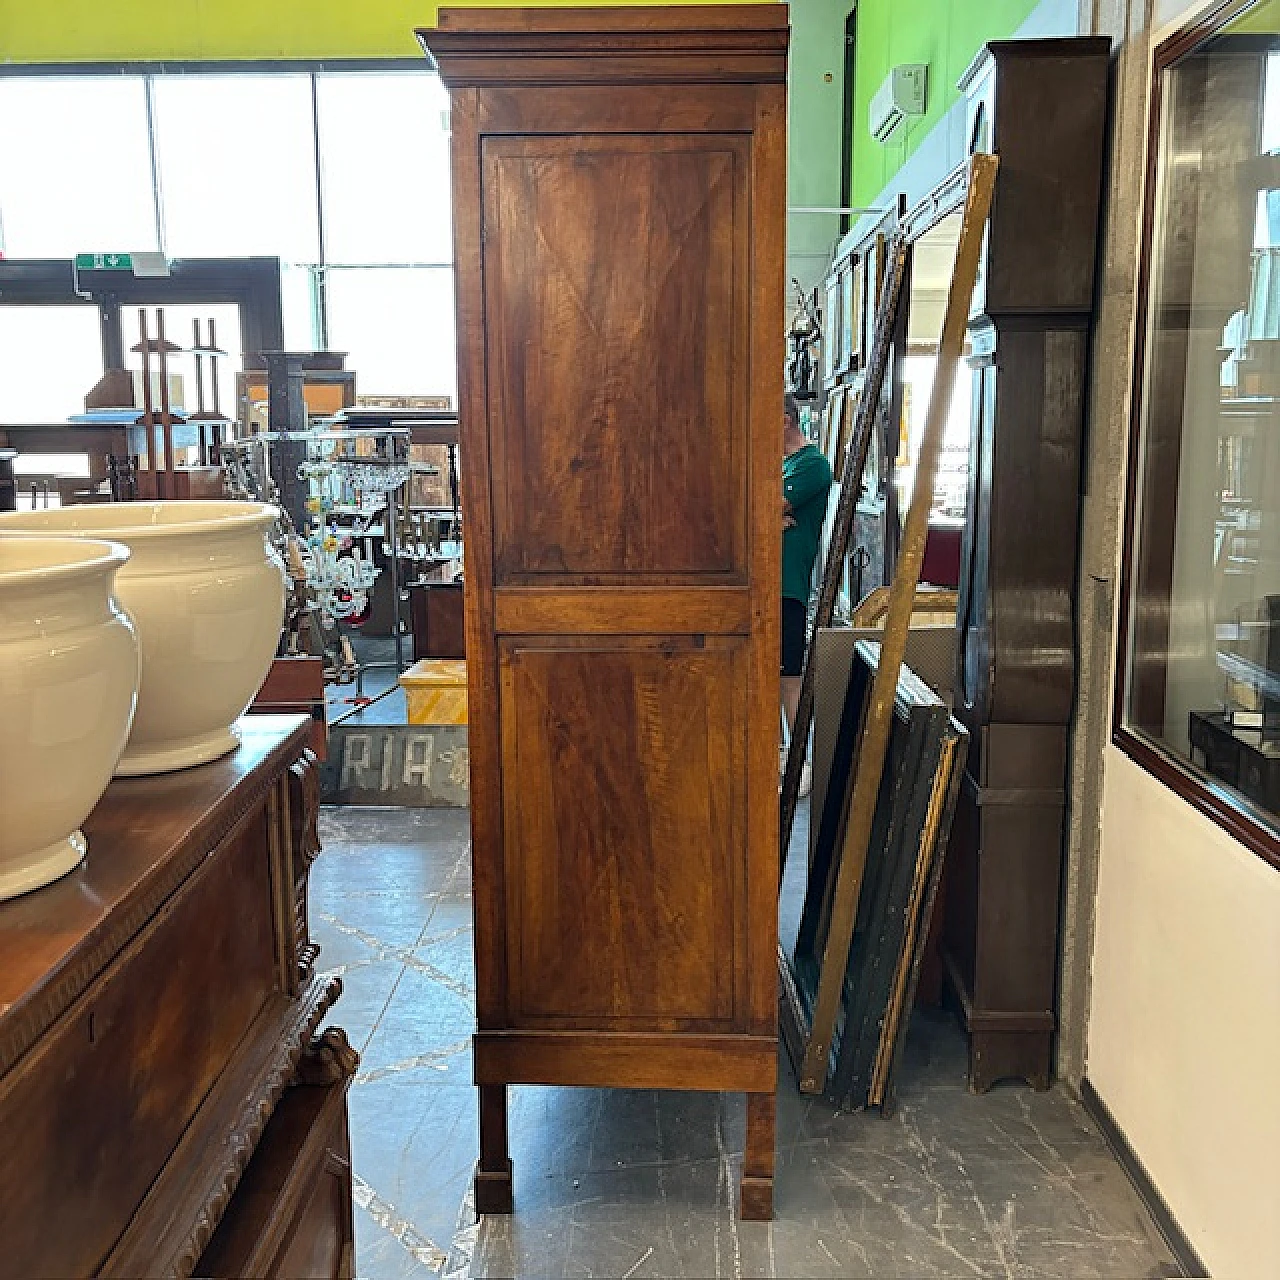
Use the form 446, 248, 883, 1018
355, 479, 407, 696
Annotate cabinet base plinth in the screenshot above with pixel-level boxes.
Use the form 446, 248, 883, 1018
474, 1163, 514, 1215
739, 1175, 774, 1221
969, 1029, 1052, 1094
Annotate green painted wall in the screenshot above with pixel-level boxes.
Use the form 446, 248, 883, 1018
0, 1, 766, 63
787, 0, 848, 288
848, 0, 1042, 205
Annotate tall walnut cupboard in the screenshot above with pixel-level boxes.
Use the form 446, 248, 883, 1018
420, 5, 788, 1219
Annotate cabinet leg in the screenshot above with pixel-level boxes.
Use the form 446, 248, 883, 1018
475, 1084, 513, 1214
739, 1091, 775, 1220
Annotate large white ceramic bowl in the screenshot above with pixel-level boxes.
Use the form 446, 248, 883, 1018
0, 536, 139, 899
0, 501, 286, 775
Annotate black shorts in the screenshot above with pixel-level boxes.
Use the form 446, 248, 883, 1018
781, 597, 807, 678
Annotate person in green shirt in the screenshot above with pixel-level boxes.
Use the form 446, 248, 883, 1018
782, 392, 834, 794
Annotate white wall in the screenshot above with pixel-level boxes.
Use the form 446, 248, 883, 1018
1089, 748, 1280, 1277
1084, 5, 1280, 1274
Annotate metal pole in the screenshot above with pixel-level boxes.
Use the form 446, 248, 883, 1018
387, 481, 405, 673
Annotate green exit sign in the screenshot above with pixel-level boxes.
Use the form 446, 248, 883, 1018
75, 252, 133, 271
74, 251, 169, 278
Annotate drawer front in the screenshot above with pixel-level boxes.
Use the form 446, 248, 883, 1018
271, 1122, 354, 1280
196, 1080, 355, 1280
0, 811, 279, 1276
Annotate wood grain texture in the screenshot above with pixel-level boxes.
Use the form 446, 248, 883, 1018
105, 975, 343, 1278
474, 1031, 777, 1092
424, 4, 784, 1220
197, 1077, 356, 1280
0, 716, 310, 1078
740, 1091, 776, 1220
745, 82, 787, 1041
495, 586, 750, 635
478, 84, 759, 136
0, 818, 277, 1278
484, 133, 747, 583
500, 638, 743, 1029
448, 86, 510, 1033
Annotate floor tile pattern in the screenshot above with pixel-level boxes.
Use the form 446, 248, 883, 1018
312, 807, 1179, 1280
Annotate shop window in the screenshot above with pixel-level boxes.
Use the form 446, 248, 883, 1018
1118, 0, 1280, 858
314, 72, 452, 265
0, 305, 103, 422
0, 77, 156, 256
324, 266, 457, 402
0, 66, 459, 412
151, 74, 319, 262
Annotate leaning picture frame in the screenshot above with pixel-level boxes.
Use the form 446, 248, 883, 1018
824, 272, 843, 380
863, 234, 885, 366
822, 385, 847, 472
840, 257, 858, 373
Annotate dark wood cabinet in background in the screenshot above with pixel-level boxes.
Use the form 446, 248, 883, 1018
0, 717, 356, 1277
421, 4, 787, 1220
943, 38, 1110, 1092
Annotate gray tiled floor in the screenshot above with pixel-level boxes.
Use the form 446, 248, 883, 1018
313, 807, 1178, 1280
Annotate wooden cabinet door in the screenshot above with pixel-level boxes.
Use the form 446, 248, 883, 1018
451, 76, 785, 1049
479, 122, 776, 1036
499, 636, 745, 1030
481, 131, 753, 1032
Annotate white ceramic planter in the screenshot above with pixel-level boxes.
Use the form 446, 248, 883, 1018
0, 501, 286, 775
0, 537, 139, 900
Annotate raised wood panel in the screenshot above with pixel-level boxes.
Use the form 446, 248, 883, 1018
500, 638, 744, 1029
483, 133, 748, 583
0, 816, 277, 1277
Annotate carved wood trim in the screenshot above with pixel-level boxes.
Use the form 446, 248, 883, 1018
289, 749, 322, 985
298, 1026, 360, 1087
266, 778, 298, 997
0, 728, 311, 1078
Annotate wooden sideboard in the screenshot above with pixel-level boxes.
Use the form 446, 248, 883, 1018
421, 4, 787, 1221
0, 715, 357, 1278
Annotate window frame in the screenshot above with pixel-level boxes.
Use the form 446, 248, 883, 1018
0, 57, 448, 363
1113, 0, 1280, 873
0, 257, 285, 400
